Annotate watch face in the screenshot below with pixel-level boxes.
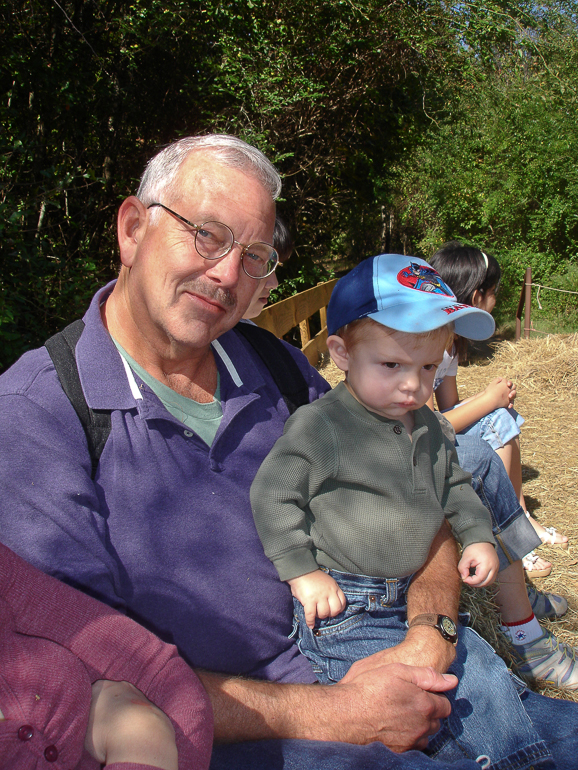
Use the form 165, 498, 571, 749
440, 616, 457, 638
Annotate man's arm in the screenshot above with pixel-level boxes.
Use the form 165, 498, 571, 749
342, 521, 460, 679
0, 388, 125, 608
197, 663, 456, 752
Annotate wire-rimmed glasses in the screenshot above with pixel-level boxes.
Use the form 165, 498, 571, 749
147, 202, 279, 279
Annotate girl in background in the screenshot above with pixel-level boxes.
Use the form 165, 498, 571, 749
429, 241, 568, 576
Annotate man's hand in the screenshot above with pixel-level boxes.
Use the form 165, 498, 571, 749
459, 542, 499, 587
336, 662, 457, 751
287, 570, 346, 628
340, 624, 457, 682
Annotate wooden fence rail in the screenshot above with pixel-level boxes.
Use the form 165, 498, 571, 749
254, 279, 338, 366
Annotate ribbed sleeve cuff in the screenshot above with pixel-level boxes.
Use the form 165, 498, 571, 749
271, 548, 320, 582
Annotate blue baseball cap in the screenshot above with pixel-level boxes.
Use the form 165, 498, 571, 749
327, 254, 495, 340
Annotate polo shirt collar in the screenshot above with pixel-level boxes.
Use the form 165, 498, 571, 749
76, 280, 268, 412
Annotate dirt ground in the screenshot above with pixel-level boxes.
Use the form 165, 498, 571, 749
318, 332, 578, 701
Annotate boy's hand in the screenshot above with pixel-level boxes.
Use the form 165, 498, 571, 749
458, 543, 499, 587
483, 377, 516, 410
288, 570, 347, 628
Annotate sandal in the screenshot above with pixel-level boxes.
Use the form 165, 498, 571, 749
525, 512, 569, 549
539, 525, 569, 550
522, 551, 552, 578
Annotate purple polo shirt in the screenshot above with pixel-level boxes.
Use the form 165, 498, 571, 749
0, 282, 330, 683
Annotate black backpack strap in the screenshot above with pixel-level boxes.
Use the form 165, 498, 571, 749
45, 319, 112, 480
234, 323, 310, 415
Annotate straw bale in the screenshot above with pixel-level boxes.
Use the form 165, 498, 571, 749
318, 333, 578, 702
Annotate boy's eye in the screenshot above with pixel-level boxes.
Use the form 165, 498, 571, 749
383, 362, 398, 369
423, 364, 437, 371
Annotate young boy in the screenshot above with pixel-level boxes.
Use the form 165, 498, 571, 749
250, 255, 517, 764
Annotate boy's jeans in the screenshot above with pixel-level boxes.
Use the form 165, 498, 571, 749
292, 569, 553, 770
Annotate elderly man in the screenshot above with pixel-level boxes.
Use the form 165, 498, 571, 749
0, 135, 576, 770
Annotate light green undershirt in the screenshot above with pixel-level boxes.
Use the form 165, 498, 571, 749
112, 339, 223, 446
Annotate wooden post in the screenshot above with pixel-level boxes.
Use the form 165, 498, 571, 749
515, 267, 532, 341
319, 305, 327, 332
299, 318, 311, 348
523, 267, 532, 339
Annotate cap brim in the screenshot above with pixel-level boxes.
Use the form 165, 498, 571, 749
368, 302, 495, 341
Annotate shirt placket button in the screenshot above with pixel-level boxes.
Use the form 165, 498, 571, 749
44, 745, 58, 762
17, 725, 34, 741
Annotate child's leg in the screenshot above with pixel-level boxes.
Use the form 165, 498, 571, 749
462, 409, 569, 548
294, 569, 557, 761
84, 680, 178, 770
292, 571, 409, 684
496, 437, 568, 547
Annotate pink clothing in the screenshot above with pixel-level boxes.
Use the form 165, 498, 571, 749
0, 542, 213, 770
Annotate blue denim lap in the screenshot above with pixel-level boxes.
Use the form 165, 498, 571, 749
291, 569, 553, 770
455, 407, 524, 452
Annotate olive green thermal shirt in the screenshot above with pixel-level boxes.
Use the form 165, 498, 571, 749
251, 382, 495, 582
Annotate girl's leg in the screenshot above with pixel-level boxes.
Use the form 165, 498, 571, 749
495, 438, 567, 550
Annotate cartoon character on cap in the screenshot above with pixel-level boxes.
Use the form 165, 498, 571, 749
399, 261, 453, 296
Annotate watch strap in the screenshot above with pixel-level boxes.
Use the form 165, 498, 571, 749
408, 613, 458, 644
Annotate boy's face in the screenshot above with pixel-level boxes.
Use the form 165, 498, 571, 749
335, 325, 447, 421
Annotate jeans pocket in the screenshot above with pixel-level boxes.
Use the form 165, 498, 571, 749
314, 601, 367, 636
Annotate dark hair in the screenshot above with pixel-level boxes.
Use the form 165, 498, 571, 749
273, 215, 294, 263
429, 241, 501, 305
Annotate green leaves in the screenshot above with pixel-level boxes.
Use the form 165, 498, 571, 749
3, 0, 577, 370
397, 3, 578, 326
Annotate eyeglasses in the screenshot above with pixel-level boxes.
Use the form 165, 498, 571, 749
147, 202, 279, 279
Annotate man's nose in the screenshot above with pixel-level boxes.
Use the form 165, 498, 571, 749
204, 245, 244, 285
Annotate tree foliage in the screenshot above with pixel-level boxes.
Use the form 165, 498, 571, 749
2, 0, 578, 370
398, 1, 578, 322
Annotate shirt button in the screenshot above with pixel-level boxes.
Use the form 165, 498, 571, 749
44, 745, 58, 762
393, 425, 402, 435
184, 430, 194, 438
18, 725, 34, 741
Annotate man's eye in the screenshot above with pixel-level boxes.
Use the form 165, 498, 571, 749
197, 228, 220, 243
245, 250, 266, 265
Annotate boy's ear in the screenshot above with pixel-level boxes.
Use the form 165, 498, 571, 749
327, 335, 350, 373
117, 196, 148, 268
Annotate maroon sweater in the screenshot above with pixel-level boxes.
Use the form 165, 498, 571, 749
0, 542, 213, 770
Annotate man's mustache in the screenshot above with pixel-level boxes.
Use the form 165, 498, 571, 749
182, 279, 236, 308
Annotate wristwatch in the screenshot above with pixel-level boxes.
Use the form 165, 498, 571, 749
408, 613, 458, 645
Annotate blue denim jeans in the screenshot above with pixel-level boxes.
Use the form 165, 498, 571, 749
454, 434, 541, 568
210, 689, 577, 770
291, 569, 552, 770
455, 407, 524, 452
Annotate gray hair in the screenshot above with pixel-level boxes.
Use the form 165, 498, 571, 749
137, 135, 282, 215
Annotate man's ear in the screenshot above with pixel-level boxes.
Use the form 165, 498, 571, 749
326, 335, 350, 373
117, 196, 148, 268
